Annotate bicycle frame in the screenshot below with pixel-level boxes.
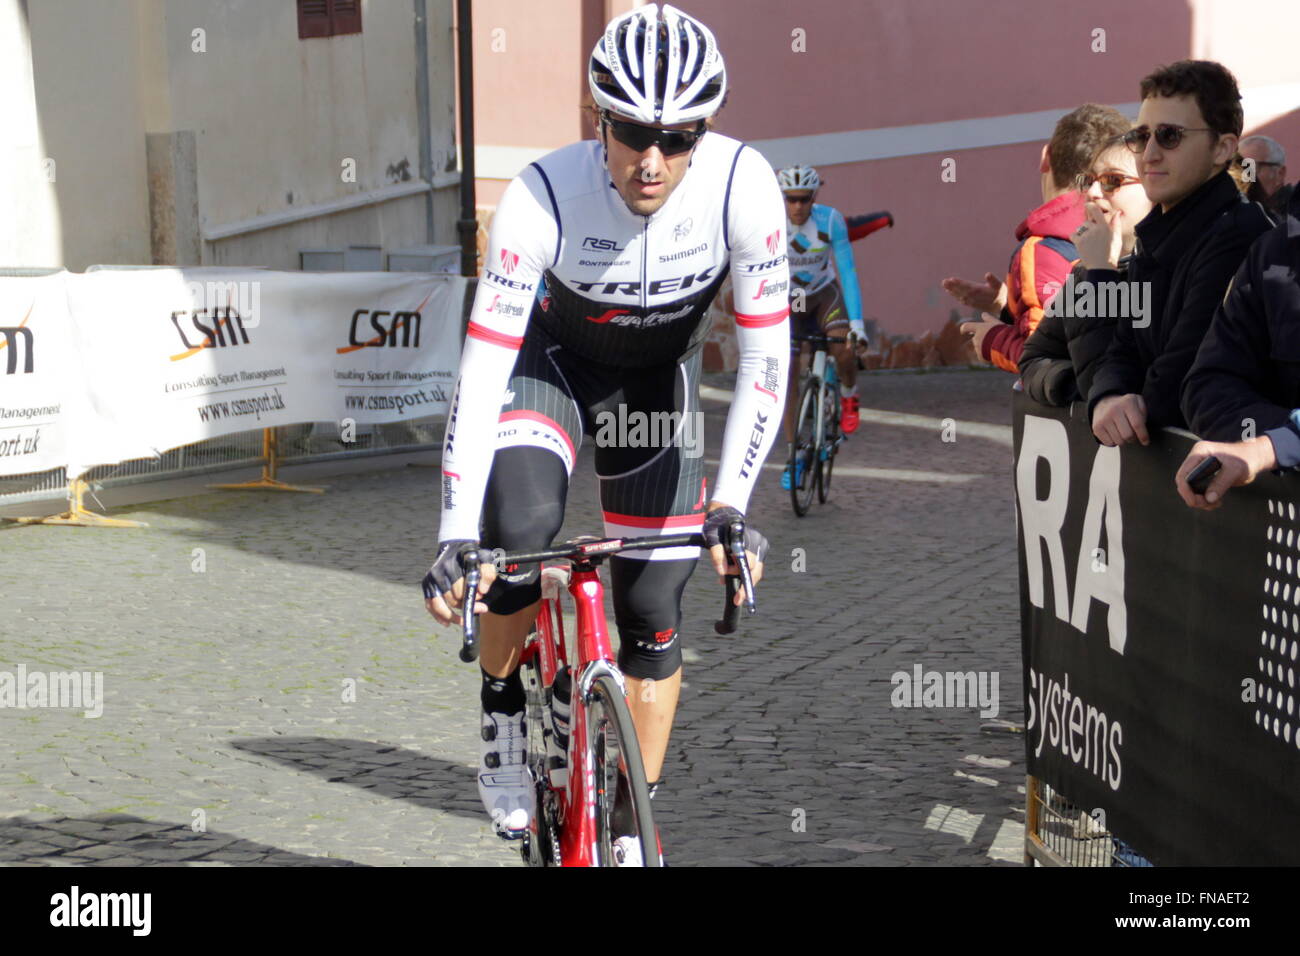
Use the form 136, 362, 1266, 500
520, 563, 625, 866
457, 529, 752, 866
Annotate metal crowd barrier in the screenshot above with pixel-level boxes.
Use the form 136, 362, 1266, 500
1025, 775, 1149, 867
0, 417, 445, 512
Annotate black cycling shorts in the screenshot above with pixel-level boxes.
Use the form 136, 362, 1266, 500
478, 323, 705, 680
789, 281, 848, 352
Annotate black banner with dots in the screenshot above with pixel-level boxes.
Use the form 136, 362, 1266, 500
1015, 394, 1300, 865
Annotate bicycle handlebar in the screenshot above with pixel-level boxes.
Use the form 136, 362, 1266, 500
455, 528, 759, 661
791, 333, 850, 344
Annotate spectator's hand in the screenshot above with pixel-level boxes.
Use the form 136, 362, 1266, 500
1175, 437, 1277, 510
959, 313, 1000, 359
1092, 393, 1149, 446
942, 273, 1006, 314
1075, 201, 1124, 271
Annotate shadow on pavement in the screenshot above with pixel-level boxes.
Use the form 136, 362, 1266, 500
231, 736, 484, 821
0, 813, 359, 866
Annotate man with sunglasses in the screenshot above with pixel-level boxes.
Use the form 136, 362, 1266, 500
420, 4, 788, 860
775, 164, 866, 490
1088, 61, 1273, 446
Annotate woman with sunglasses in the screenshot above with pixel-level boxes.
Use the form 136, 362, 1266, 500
1020, 136, 1153, 406
1088, 60, 1274, 447
421, 4, 788, 861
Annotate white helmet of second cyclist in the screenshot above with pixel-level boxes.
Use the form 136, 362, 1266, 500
778, 165, 822, 192
588, 4, 727, 125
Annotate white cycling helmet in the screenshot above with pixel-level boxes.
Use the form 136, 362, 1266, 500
778, 165, 822, 192
589, 4, 726, 126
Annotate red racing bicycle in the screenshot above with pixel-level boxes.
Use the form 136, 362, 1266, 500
457, 524, 755, 867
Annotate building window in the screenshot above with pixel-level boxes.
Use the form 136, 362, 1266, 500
297, 0, 363, 40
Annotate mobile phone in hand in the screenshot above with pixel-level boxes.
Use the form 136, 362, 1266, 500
1186, 456, 1222, 495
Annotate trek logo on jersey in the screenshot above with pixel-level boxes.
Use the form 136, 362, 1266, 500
582, 236, 628, 253
499, 249, 520, 274
753, 356, 780, 405
444, 390, 460, 456
572, 267, 715, 297
751, 279, 788, 300
484, 269, 531, 292
485, 295, 526, 318
739, 411, 769, 479
765, 230, 781, 255
170, 307, 251, 362
738, 255, 786, 275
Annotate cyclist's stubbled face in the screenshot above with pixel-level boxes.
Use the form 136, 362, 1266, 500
602, 115, 700, 217
784, 191, 815, 226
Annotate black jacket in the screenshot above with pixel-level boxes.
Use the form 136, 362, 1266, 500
1087, 171, 1274, 428
1019, 261, 1127, 406
1182, 187, 1300, 441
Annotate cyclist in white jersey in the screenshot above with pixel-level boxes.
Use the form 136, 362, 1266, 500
421, 4, 789, 852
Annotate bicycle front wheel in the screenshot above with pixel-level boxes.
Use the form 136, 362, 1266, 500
790, 376, 821, 517
585, 672, 661, 867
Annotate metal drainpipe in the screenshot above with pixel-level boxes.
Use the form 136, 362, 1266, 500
414, 0, 435, 244
456, 0, 477, 277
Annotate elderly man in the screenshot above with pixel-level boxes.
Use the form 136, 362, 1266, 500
1239, 134, 1292, 218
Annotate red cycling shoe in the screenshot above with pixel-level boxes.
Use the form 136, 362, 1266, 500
841, 395, 860, 434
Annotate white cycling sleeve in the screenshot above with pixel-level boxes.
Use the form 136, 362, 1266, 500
710, 146, 791, 512
438, 168, 556, 543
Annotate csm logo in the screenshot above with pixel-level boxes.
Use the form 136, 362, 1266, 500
343, 309, 422, 351
170, 307, 250, 361
0, 327, 34, 374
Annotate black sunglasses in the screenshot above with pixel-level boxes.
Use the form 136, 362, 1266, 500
1123, 124, 1217, 153
602, 113, 705, 156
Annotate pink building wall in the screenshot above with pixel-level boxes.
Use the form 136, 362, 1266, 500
466, 0, 1300, 341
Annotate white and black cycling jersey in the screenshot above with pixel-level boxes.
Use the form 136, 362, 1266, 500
439, 130, 790, 542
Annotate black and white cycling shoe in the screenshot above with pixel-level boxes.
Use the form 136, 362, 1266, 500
478, 710, 533, 839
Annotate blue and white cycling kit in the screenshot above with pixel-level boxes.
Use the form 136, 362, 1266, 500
787, 203, 863, 334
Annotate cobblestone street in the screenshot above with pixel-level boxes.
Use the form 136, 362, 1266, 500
0, 367, 1024, 866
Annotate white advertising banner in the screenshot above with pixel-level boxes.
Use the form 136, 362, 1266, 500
58, 269, 465, 470
0, 272, 86, 477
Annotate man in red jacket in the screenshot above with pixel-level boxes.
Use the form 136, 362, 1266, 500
944, 105, 1130, 370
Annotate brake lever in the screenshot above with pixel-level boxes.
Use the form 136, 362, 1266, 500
460, 549, 484, 663
727, 518, 757, 615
